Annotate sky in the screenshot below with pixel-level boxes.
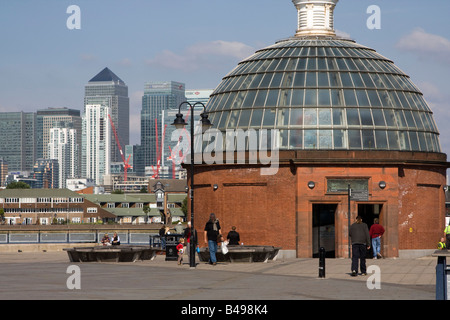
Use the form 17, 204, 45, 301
0, 0, 450, 156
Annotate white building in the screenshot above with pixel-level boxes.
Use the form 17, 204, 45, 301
82, 104, 112, 185
48, 127, 79, 188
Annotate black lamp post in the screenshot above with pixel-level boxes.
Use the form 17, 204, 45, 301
171, 101, 212, 268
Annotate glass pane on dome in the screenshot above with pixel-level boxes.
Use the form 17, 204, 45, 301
372, 109, 385, 126
387, 131, 400, 149
399, 131, 410, 150
346, 109, 360, 125
394, 110, 407, 128
266, 90, 279, 107
286, 59, 298, 71
333, 108, 344, 125
290, 108, 303, 127
281, 73, 294, 87
345, 59, 358, 71
218, 111, 229, 129
305, 89, 318, 106
250, 109, 263, 127
318, 89, 331, 105
375, 130, 388, 149
319, 130, 332, 149
249, 74, 263, 89
356, 90, 370, 107
307, 58, 317, 70
331, 90, 344, 106
276, 109, 289, 127
327, 58, 338, 70
370, 73, 386, 88
290, 130, 303, 148
238, 109, 251, 128
367, 91, 382, 107
350, 73, 364, 87
267, 60, 280, 71
254, 90, 268, 106
291, 89, 304, 106
361, 73, 375, 88
304, 108, 317, 125
333, 130, 345, 149
306, 72, 317, 87
383, 109, 396, 127
297, 58, 307, 70
409, 132, 419, 150
294, 72, 306, 87
340, 72, 353, 86
318, 58, 327, 70
275, 59, 288, 71
348, 130, 362, 148
360, 109, 373, 126
223, 93, 236, 109
362, 130, 375, 149
304, 130, 317, 149
260, 73, 274, 88
344, 90, 357, 106
319, 108, 332, 125
227, 110, 240, 129
279, 130, 289, 148
318, 72, 329, 87
418, 132, 427, 151
397, 92, 411, 109
404, 110, 416, 128
413, 112, 424, 129
378, 91, 392, 107
231, 91, 246, 109
263, 109, 276, 127
270, 73, 283, 88
336, 59, 348, 70
278, 89, 292, 106
242, 91, 256, 108
329, 73, 339, 87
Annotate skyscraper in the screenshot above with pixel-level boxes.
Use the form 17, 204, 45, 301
0, 112, 36, 172
48, 125, 79, 188
82, 104, 112, 185
140, 81, 186, 177
84, 68, 129, 164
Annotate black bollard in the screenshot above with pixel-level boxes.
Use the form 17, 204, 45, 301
319, 247, 326, 278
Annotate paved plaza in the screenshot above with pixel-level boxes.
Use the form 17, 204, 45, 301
0, 251, 437, 301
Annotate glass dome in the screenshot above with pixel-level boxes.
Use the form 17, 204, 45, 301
206, 38, 441, 152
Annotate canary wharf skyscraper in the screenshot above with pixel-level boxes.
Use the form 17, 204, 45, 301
140, 81, 186, 177
84, 68, 129, 164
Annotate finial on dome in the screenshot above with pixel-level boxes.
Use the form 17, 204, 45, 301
292, 0, 338, 37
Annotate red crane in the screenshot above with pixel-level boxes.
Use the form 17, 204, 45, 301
151, 118, 167, 179
108, 114, 132, 182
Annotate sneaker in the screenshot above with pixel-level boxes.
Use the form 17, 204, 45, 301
377, 253, 383, 259
351, 271, 357, 277
373, 256, 377, 259
361, 272, 367, 276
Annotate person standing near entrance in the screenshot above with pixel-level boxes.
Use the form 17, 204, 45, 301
444, 222, 450, 249
204, 213, 222, 265
369, 218, 385, 259
349, 216, 371, 277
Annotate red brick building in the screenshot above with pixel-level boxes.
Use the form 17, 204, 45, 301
187, 0, 449, 258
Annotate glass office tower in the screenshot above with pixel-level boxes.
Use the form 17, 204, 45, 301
84, 68, 129, 164
0, 112, 36, 172
140, 81, 186, 177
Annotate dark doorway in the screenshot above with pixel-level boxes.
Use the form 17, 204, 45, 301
313, 204, 337, 258
357, 204, 382, 258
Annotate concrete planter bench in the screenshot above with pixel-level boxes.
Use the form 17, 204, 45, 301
64, 245, 162, 263
198, 245, 281, 263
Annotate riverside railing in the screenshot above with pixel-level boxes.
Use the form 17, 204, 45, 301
0, 225, 171, 246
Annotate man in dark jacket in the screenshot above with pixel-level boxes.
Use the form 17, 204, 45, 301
349, 216, 371, 276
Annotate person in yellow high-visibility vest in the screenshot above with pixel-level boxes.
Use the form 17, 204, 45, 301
438, 238, 447, 250
444, 224, 450, 249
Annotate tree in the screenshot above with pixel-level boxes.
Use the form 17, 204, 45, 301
6, 181, 30, 189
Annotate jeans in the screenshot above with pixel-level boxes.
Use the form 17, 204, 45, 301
372, 236, 381, 257
351, 244, 367, 274
208, 240, 218, 264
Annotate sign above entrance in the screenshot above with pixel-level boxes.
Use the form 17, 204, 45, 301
350, 190, 369, 201
326, 179, 369, 193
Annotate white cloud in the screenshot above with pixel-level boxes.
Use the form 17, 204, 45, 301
146, 40, 255, 72
396, 28, 450, 64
